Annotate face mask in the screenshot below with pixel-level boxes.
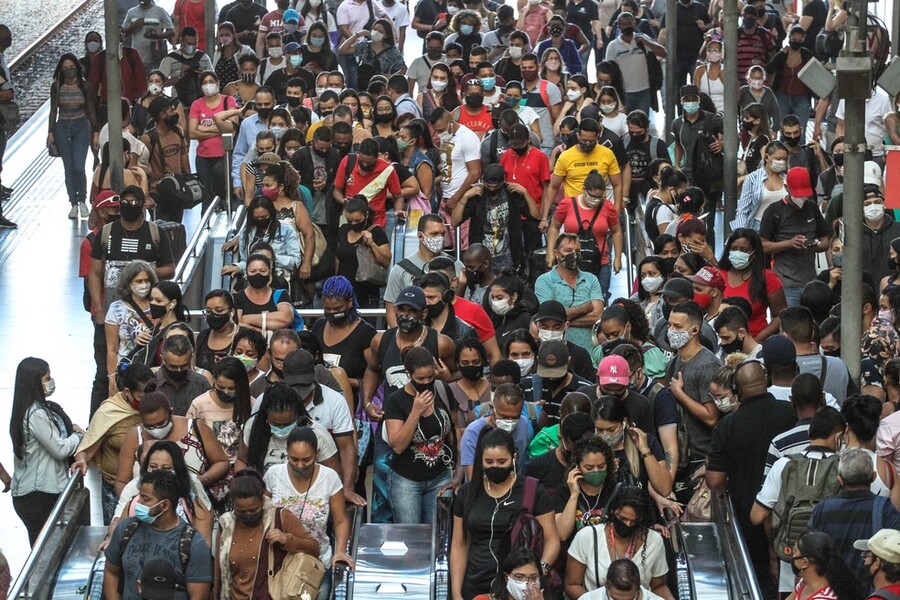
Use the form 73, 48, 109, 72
460, 24, 475, 35
865, 203, 885, 221
87, 41, 101, 53
582, 469, 607, 487
270, 421, 297, 439
216, 388, 237, 403
430, 78, 449, 92
579, 140, 596, 154
182, 45, 196, 55
693, 291, 712, 310
831, 253, 842, 268
135, 500, 163, 524
481, 77, 496, 91
247, 273, 270, 289
284, 23, 299, 34
270, 126, 287, 139
720, 336, 743, 354
164, 365, 189, 383
613, 516, 638, 538
286, 96, 302, 108
492, 297, 513, 315
269, 46, 284, 58
150, 303, 169, 320
682, 101, 700, 115
234, 354, 258, 372
120, 203, 143, 221
560, 252, 580, 270
310, 35, 326, 49
484, 465, 514, 483
202, 83, 219, 96
748, 79, 764, 90
147, 83, 163, 95
131, 282, 151, 298
43, 378, 56, 397
206, 311, 231, 330
465, 95, 484, 109
411, 379, 434, 395
879, 309, 894, 322
538, 328, 565, 343
729, 250, 753, 270
219, 35, 234, 46
714, 394, 737, 413
236, 509, 264, 526
315, 86, 327, 97
394, 139, 412, 155
789, 40, 803, 50
833, 153, 844, 167
292, 463, 315, 479
461, 365, 483, 381
600, 428, 625, 448
509, 46, 524, 59
465, 269, 486, 289
506, 578, 528, 600
397, 315, 424, 333
422, 234, 445, 253
521, 70, 538, 82
261, 186, 279, 200
783, 135, 801, 147
566, 89, 583, 102
641, 275, 664, 293
742, 16, 756, 29
310, 0, 322, 6
426, 47, 443, 60
514, 357, 535, 377
370, 30, 385, 42
582, 192, 601, 208
791, 196, 806, 208
513, 144, 528, 155
549, 26, 564, 37
146, 420, 173, 440
164, 114, 180, 126
661, 301, 673, 321
495, 418, 519, 432
770, 159, 786, 173
667, 328, 692, 350
256, 107, 272, 120
426, 301, 445, 320
707, 51, 722, 63
741, 120, 756, 131
374, 112, 395, 124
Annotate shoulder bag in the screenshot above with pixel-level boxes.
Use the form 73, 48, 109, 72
268, 508, 327, 600
356, 226, 388, 286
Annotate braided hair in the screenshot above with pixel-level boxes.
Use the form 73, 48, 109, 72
321, 276, 360, 321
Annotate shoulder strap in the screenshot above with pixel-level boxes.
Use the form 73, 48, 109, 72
489, 129, 499, 159
648, 136, 662, 161
346, 153, 357, 178
538, 79, 549, 108
148, 221, 160, 247
593, 524, 601, 589
523, 476, 538, 514
819, 355, 828, 382
119, 520, 142, 556
377, 328, 397, 368
100, 222, 114, 254
178, 523, 196, 574
124, 296, 154, 330
531, 374, 542, 405
434, 381, 452, 416
397, 258, 424, 279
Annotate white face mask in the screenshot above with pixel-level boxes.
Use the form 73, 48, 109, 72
370, 30, 385, 43
131, 282, 152, 298
43, 378, 56, 398
600, 102, 617, 114
769, 159, 786, 173
566, 89, 583, 102
865, 203, 886, 221
87, 41, 102, 54
748, 79, 764, 90
431, 78, 448, 92
268, 47, 283, 59
202, 83, 219, 96
538, 328, 565, 342
422, 234, 445, 253
310, 0, 322, 6
145, 421, 173, 440
791, 195, 806, 208
148, 83, 163, 95
707, 51, 722, 63
496, 418, 519, 432
641, 275, 664, 293
316, 86, 326, 97
509, 46, 524, 59
491, 297, 513, 315
506, 578, 529, 600
713, 394, 737, 413
514, 357, 535, 377
182, 45, 196, 55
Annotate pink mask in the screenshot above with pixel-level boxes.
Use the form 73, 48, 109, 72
261, 186, 279, 200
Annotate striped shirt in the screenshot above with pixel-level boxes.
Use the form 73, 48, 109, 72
764, 418, 810, 476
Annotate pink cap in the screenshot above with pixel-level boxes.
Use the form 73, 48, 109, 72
597, 355, 630, 386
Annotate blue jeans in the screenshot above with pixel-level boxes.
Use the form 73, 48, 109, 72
55, 117, 91, 205
389, 469, 452, 525
338, 54, 358, 91
625, 89, 652, 116
598, 264, 611, 303
776, 92, 811, 140
783, 285, 803, 307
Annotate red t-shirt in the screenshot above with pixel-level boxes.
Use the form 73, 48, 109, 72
189, 95, 236, 158
174, 0, 208, 49
499, 146, 550, 211
452, 297, 495, 343
793, 580, 837, 600
334, 156, 402, 228
722, 267, 784, 338
552, 196, 618, 265
455, 105, 493, 138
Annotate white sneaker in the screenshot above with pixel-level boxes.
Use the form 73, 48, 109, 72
68, 205, 78, 219
78, 203, 89, 218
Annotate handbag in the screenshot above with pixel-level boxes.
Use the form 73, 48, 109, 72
156, 172, 204, 210
682, 478, 712, 522
267, 509, 326, 600
47, 141, 61, 157
355, 227, 387, 286
0, 100, 20, 132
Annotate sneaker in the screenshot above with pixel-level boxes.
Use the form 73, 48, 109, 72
78, 202, 89, 218
68, 205, 78, 219
0, 216, 17, 229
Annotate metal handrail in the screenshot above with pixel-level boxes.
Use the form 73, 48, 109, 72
332, 505, 363, 600
8, 471, 83, 599
173, 195, 224, 285
392, 216, 408, 268
431, 494, 453, 600
714, 493, 763, 600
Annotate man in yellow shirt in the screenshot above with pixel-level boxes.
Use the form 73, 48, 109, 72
539, 118, 624, 230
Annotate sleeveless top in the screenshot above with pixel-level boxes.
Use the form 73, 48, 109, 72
58, 83, 87, 121
380, 327, 440, 398
698, 66, 725, 114
135, 418, 208, 478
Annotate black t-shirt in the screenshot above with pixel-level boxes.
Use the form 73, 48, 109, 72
660, 1, 710, 62
613, 434, 664, 491
310, 317, 377, 381
221, 2, 267, 32
493, 58, 521, 85
414, 0, 448, 37
636, 378, 678, 431
566, 0, 599, 43
521, 372, 592, 424
599, 127, 628, 169
234, 288, 283, 316
266, 67, 316, 104
525, 448, 567, 491
625, 135, 669, 199
335, 224, 389, 300
576, 386, 656, 436
194, 325, 250, 371
452, 477, 555, 598
801, 0, 828, 55
299, 46, 338, 73
383, 381, 458, 481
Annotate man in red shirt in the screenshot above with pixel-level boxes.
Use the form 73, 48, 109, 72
89, 45, 147, 105
452, 79, 493, 139
333, 138, 402, 228
499, 123, 550, 255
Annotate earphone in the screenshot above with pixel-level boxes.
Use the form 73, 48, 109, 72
730, 358, 767, 393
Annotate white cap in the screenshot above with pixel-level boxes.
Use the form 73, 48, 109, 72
864, 161, 883, 187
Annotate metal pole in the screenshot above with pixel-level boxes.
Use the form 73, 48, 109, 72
223, 133, 233, 222
894, 0, 900, 57
664, 0, 676, 140
205, 0, 215, 59
839, 0, 868, 382
623, 214, 633, 287
104, 0, 124, 191
722, 0, 739, 233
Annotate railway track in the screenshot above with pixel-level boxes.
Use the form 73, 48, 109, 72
8, 0, 96, 72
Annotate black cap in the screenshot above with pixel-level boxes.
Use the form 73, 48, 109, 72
661, 277, 693, 300
149, 95, 177, 119
680, 84, 700, 99
760, 334, 796, 365
534, 300, 567, 323
483, 164, 505, 184
140, 559, 177, 600
580, 103, 601, 122
283, 349, 316, 398
395, 286, 427, 311
120, 185, 146, 203
508, 123, 529, 142
537, 340, 569, 378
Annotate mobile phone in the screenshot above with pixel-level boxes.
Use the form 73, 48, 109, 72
805, 238, 819, 248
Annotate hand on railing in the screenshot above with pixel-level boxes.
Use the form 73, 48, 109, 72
332, 550, 355, 571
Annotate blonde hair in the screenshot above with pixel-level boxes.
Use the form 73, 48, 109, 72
710, 352, 748, 390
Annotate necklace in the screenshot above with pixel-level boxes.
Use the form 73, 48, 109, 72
579, 487, 602, 524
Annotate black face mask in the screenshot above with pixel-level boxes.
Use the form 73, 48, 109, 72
579, 141, 596, 154
324, 311, 350, 326
236, 509, 264, 526
286, 97, 301, 107
661, 301, 673, 321
560, 252, 580, 270
205, 313, 231, 330
823, 348, 841, 358
358, 161, 375, 173
247, 273, 270, 289
165, 367, 189, 383
291, 463, 315, 479
790, 559, 802, 577
252, 218, 271, 230
789, 40, 803, 51
270, 365, 284, 378
613, 517, 637, 538
783, 135, 801, 147
741, 120, 755, 131
427, 48, 443, 60
397, 315, 423, 333
466, 268, 485, 287
349, 221, 366, 232
150, 303, 168, 320
621, 27, 635, 37
426, 301, 445, 320
411, 379, 434, 394
833, 153, 844, 167
465, 95, 484, 109
512, 144, 528, 156
217, 389, 237, 403
334, 143, 351, 156
120, 203, 143, 222
164, 114, 179, 126
313, 146, 330, 158
720, 337, 744, 355
374, 113, 395, 124
549, 26, 563, 37
256, 107, 272, 121
460, 365, 482, 381
484, 465, 514, 484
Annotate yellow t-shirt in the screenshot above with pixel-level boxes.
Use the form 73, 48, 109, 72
553, 144, 621, 198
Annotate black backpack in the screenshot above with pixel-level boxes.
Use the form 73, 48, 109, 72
570, 197, 605, 275
167, 51, 205, 106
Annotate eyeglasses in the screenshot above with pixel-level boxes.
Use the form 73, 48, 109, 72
509, 573, 540, 584
120, 197, 142, 206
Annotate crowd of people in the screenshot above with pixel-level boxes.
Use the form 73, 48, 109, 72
2, 0, 900, 599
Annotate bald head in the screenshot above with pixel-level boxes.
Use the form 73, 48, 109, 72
464, 243, 491, 264
734, 360, 767, 397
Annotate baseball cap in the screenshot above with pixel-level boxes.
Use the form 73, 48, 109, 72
283, 349, 316, 398
93, 190, 120, 209
508, 123, 529, 142
864, 161, 883, 186
120, 185, 146, 203
483, 164, 505, 184
680, 84, 700, 99
661, 277, 693, 300
597, 355, 630, 386
257, 152, 281, 166
537, 340, 569, 378
786, 167, 814, 199
284, 41, 301, 53
148, 95, 177, 119
759, 334, 796, 364
534, 300, 567, 324
395, 286, 426, 311
853, 529, 900, 563
140, 559, 178, 600
283, 9, 300, 22
688, 266, 725, 290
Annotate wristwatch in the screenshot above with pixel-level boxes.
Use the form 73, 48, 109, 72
541, 561, 551, 576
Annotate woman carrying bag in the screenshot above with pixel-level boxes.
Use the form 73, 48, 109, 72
216, 469, 321, 600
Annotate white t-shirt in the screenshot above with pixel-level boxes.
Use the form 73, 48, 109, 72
835, 88, 892, 155
579, 588, 664, 600
380, 1, 410, 33
306, 385, 355, 436
242, 415, 338, 474
264, 463, 343, 564
437, 124, 482, 200
568, 524, 668, 592
767, 385, 840, 410
602, 113, 628, 138
515, 105, 541, 128
605, 37, 649, 93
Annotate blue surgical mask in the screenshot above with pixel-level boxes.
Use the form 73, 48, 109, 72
682, 101, 700, 115
270, 422, 297, 439
481, 77, 496, 91
310, 36, 325, 48
289, 55, 302, 68
460, 24, 475, 35
134, 500, 163, 524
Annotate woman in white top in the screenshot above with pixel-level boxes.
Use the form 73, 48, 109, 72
565, 487, 671, 600
733, 140, 789, 231
692, 38, 725, 114
842, 395, 900, 506
596, 86, 627, 138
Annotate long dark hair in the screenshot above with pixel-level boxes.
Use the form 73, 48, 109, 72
796, 531, 866, 600
140, 440, 196, 515
154, 280, 189, 323
719, 228, 767, 304
53, 52, 87, 88
611, 297, 652, 344
462, 427, 517, 538
636, 255, 671, 302
491, 548, 542, 600
246, 382, 311, 473
10, 358, 51, 460
212, 357, 252, 427
244, 195, 280, 250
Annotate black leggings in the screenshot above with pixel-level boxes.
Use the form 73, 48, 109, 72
13, 491, 60, 546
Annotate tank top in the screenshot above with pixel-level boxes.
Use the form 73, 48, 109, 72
776, 62, 805, 97
456, 105, 492, 137
134, 418, 208, 478
379, 327, 440, 398
58, 83, 87, 121
698, 66, 725, 114
753, 183, 787, 222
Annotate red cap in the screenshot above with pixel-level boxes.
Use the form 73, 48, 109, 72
786, 167, 814, 199
93, 190, 120, 209
597, 355, 630, 386
688, 266, 725, 290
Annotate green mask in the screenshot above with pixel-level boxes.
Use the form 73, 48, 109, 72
582, 469, 607, 487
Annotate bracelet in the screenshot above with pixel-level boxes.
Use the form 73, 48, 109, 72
540, 217, 548, 222
640, 450, 652, 458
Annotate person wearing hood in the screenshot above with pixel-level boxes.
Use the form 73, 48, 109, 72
862, 186, 900, 285
486, 273, 537, 347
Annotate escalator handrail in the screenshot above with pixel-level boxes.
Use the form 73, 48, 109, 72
432, 494, 453, 600
665, 509, 697, 600
9, 471, 83, 599
392, 215, 408, 268
220, 204, 248, 290
173, 195, 224, 286
721, 493, 765, 600
332, 504, 363, 600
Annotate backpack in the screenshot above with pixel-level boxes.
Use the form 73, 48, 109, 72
569, 197, 605, 275
167, 50, 205, 106
643, 196, 663, 242
273, 289, 306, 332
771, 451, 842, 562
397, 257, 425, 286
509, 477, 545, 571
118, 520, 196, 592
